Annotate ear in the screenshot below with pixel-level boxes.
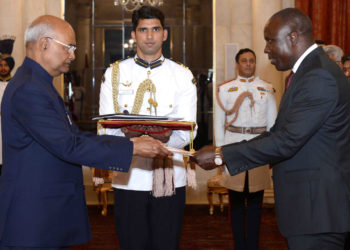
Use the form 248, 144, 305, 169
39, 37, 49, 51
288, 31, 298, 45
131, 31, 136, 41
162, 28, 168, 42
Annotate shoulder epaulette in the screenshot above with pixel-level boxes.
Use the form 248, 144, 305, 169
258, 77, 272, 85
168, 58, 196, 84
217, 78, 236, 89
169, 58, 190, 69
109, 58, 126, 67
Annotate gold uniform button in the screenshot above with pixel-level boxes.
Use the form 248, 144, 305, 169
169, 104, 173, 108
147, 107, 150, 111
124, 104, 128, 107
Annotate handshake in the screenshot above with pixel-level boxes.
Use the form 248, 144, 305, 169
133, 138, 224, 171
126, 125, 225, 171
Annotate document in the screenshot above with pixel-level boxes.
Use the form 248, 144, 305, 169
166, 147, 194, 156
92, 113, 183, 121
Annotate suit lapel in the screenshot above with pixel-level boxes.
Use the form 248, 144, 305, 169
278, 71, 301, 113
276, 47, 323, 126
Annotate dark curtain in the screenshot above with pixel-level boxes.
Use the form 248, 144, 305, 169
295, 0, 350, 54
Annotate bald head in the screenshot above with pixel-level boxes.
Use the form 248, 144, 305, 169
25, 15, 74, 45
264, 8, 315, 71
270, 8, 314, 42
25, 15, 76, 77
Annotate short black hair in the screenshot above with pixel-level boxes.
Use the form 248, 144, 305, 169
341, 53, 350, 64
315, 40, 326, 45
132, 6, 165, 31
235, 48, 256, 63
271, 8, 313, 40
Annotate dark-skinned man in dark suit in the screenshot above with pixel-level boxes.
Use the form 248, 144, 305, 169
192, 8, 350, 250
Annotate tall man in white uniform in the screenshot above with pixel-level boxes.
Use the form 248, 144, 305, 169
215, 48, 277, 250
99, 6, 197, 250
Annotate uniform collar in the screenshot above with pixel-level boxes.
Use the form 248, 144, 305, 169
23, 57, 53, 83
134, 55, 164, 69
238, 75, 255, 83
0, 75, 11, 82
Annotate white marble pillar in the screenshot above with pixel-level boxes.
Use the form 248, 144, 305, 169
252, 0, 283, 105
0, 0, 63, 94
214, 0, 253, 84
0, 0, 62, 72
252, 0, 295, 106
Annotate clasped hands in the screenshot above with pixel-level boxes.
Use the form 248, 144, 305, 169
123, 125, 225, 169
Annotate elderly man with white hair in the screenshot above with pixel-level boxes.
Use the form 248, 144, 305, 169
324, 44, 344, 67
0, 14, 171, 249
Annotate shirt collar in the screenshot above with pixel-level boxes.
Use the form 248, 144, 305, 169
134, 55, 165, 69
0, 75, 11, 82
292, 43, 318, 73
238, 75, 255, 83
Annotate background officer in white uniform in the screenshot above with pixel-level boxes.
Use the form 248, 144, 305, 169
99, 6, 197, 250
215, 48, 277, 250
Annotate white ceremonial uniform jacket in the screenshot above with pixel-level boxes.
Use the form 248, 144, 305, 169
99, 55, 197, 191
215, 75, 277, 192
0, 80, 9, 165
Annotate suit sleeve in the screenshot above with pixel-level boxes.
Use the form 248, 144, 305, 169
11, 84, 133, 172
223, 69, 337, 175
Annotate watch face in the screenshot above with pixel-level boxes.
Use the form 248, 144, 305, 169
214, 157, 223, 166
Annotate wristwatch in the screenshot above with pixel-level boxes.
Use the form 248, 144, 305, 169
214, 147, 223, 166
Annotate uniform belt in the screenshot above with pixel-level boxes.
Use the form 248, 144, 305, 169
226, 126, 266, 134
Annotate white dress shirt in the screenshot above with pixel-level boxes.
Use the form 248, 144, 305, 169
292, 43, 318, 73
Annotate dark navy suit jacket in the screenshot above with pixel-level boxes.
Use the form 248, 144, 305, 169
0, 57, 133, 247
223, 47, 350, 237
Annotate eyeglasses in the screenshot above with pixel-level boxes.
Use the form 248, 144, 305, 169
45, 37, 77, 53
